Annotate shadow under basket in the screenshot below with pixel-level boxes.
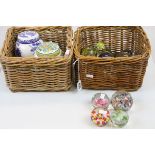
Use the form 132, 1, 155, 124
0, 26, 73, 92
74, 26, 151, 91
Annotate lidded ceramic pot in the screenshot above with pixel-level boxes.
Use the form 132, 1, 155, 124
34, 41, 62, 58
15, 31, 43, 57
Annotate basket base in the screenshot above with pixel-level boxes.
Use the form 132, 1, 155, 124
79, 86, 141, 92
9, 85, 72, 92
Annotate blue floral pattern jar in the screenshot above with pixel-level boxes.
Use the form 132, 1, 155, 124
15, 31, 43, 57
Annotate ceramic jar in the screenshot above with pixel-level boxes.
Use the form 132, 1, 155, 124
15, 31, 43, 57
34, 41, 62, 58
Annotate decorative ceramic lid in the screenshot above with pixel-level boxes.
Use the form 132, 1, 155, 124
17, 31, 40, 44
35, 41, 62, 57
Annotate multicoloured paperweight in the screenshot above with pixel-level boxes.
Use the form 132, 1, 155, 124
110, 110, 129, 127
111, 91, 133, 111
91, 107, 110, 127
92, 93, 110, 109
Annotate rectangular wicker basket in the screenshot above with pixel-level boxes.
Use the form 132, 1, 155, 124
74, 26, 151, 91
0, 26, 73, 92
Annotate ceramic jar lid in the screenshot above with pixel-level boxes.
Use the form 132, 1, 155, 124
35, 41, 62, 57
17, 31, 40, 44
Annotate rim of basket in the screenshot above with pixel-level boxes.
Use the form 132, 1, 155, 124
73, 26, 151, 63
0, 26, 73, 63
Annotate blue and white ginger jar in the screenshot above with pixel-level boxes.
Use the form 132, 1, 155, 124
15, 31, 43, 57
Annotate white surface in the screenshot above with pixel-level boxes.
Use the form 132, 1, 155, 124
0, 26, 155, 129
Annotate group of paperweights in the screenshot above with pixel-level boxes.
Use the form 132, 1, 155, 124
91, 91, 133, 127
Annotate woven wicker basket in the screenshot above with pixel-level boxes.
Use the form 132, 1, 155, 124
0, 26, 73, 92
74, 26, 151, 91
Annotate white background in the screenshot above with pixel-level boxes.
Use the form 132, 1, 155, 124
0, 26, 155, 129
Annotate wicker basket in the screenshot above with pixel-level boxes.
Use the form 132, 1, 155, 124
0, 26, 73, 92
74, 26, 151, 91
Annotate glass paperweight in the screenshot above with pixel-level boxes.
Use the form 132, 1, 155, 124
91, 107, 110, 127
111, 91, 133, 111
92, 93, 110, 109
110, 110, 129, 127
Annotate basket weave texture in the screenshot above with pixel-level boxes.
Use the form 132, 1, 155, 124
0, 26, 73, 92
74, 26, 151, 91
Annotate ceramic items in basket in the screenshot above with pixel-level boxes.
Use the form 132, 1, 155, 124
34, 41, 62, 58
15, 31, 63, 58
81, 47, 97, 56
115, 50, 133, 57
81, 41, 114, 58
74, 26, 151, 91
15, 31, 43, 57
81, 41, 133, 58
1, 26, 73, 92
